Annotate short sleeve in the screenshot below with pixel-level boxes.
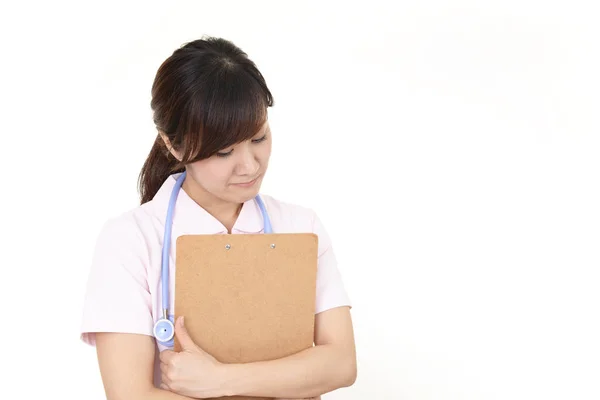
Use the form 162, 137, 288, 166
312, 212, 352, 314
79, 217, 154, 346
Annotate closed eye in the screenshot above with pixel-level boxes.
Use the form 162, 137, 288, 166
216, 149, 233, 157
252, 134, 267, 143
216, 134, 268, 157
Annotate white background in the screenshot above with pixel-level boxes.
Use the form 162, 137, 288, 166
1, 1, 599, 399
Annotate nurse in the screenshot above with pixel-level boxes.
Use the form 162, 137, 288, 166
80, 36, 356, 400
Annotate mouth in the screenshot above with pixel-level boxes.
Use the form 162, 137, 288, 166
232, 175, 260, 187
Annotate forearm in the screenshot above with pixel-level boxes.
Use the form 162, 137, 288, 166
141, 387, 195, 400
222, 344, 356, 399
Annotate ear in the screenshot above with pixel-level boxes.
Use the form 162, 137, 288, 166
158, 131, 183, 161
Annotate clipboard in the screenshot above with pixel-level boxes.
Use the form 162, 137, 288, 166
174, 233, 319, 400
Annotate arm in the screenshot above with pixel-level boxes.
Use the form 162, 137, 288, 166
95, 332, 198, 400
223, 306, 357, 399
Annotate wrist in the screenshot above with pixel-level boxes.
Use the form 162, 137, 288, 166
217, 362, 246, 397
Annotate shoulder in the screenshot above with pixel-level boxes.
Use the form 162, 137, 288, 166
93, 202, 159, 258
259, 194, 319, 230
97, 202, 152, 235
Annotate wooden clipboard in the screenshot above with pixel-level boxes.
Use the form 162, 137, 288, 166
174, 233, 319, 400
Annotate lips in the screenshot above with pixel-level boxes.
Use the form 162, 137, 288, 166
232, 175, 260, 186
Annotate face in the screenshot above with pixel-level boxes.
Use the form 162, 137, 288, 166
164, 121, 272, 205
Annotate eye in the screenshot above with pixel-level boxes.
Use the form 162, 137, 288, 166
215, 134, 267, 158
252, 134, 267, 143
216, 149, 233, 158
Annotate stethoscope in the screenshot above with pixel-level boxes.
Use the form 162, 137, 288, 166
152, 170, 273, 347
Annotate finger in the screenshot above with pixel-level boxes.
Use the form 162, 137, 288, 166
159, 349, 175, 363
174, 316, 198, 351
161, 371, 172, 386
159, 361, 168, 375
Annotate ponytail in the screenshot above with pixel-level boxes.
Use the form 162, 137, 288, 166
138, 134, 184, 204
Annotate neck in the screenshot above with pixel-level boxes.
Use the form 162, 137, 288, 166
181, 177, 242, 233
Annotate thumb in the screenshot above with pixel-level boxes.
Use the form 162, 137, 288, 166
174, 316, 197, 351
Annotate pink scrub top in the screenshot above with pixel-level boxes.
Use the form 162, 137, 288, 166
80, 172, 351, 385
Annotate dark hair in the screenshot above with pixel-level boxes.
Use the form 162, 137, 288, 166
138, 36, 274, 204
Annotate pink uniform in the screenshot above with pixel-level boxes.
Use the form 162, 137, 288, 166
80, 172, 351, 385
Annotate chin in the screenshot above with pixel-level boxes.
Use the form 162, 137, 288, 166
242, 188, 261, 202
225, 187, 260, 204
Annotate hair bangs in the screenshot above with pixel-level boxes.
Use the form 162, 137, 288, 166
179, 66, 271, 163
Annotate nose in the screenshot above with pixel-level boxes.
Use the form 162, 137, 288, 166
235, 146, 260, 176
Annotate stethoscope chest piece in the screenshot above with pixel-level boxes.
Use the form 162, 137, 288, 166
153, 318, 175, 343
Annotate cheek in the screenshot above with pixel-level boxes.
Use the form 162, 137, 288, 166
188, 161, 231, 188
258, 142, 272, 163
202, 162, 233, 186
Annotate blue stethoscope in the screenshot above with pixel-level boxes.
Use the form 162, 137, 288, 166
152, 170, 273, 347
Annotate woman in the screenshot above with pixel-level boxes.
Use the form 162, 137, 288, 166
80, 36, 356, 400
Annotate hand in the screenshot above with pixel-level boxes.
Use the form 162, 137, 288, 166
159, 316, 227, 398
